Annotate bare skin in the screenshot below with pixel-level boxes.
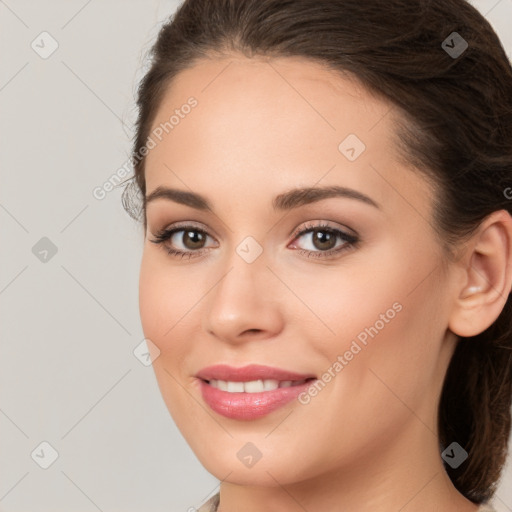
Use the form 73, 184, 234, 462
138, 54, 512, 512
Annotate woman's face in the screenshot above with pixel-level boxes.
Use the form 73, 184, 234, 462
139, 55, 461, 487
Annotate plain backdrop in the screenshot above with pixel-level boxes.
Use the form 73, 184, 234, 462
1, 1, 511, 511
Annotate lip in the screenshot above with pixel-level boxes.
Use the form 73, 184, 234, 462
196, 364, 317, 420
196, 364, 316, 382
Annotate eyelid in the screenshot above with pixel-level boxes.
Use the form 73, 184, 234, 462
289, 219, 356, 240
153, 220, 219, 242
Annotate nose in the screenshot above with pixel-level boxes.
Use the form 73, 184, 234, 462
202, 244, 284, 345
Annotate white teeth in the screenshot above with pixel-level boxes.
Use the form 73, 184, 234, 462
244, 380, 265, 393
217, 379, 228, 391
263, 379, 279, 391
226, 381, 244, 392
208, 379, 299, 393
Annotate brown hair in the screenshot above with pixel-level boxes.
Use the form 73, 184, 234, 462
122, 0, 512, 503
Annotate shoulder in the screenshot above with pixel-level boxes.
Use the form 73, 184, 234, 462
197, 492, 220, 512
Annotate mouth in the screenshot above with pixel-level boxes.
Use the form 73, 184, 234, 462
195, 364, 317, 420
195, 363, 316, 383
202, 377, 315, 393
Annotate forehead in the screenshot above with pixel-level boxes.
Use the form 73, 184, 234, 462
148, 54, 391, 145
144, 54, 434, 220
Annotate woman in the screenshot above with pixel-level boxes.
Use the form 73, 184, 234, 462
122, 0, 512, 510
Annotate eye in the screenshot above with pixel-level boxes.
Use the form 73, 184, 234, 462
149, 222, 217, 259
149, 220, 359, 260
288, 221, 359, 259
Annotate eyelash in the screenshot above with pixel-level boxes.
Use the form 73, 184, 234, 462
149, 221, 359, 260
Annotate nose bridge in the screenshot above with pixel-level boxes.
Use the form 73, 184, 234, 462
234, 234, 266, 266
213, 234, 267, 307
202, 233, 282, 341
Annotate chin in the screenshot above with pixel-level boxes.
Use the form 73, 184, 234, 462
188, 434, 319, 487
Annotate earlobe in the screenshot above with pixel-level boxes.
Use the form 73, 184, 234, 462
448, 209, 512, 338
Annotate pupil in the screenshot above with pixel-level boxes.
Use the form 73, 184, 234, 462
184, 230, 204, 249
314, 230, 335, 250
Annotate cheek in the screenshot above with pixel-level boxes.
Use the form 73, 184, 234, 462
138, 253, 165, 341
138, 252, 203, 420
275, 255, 404, 357
138, 250, 198, 347
327, 270, 446, 416
309, 244, 443, 396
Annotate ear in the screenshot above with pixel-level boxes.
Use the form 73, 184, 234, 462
448, 209, 512, 338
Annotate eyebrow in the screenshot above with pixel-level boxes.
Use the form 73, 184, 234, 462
145, 185, 380, 211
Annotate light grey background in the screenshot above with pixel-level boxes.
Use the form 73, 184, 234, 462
1, 1, 511, 511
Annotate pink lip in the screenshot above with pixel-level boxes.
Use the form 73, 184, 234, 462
196, 364, 317, 420
196, 364, 316, 382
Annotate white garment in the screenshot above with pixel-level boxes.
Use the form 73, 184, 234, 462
197, 493, 219, 512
